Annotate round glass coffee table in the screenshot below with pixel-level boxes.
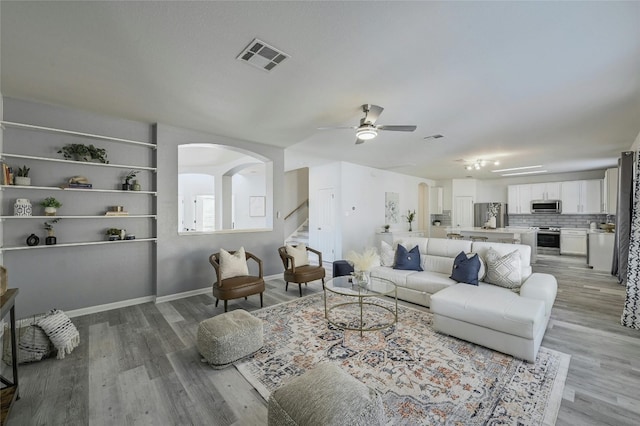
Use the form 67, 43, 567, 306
323, 275, 397, 336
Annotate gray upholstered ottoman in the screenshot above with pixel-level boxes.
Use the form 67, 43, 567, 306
197, 309, 263, 368
268, 363, 386, 426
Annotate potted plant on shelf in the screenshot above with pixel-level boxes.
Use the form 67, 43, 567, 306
58, 143, 109, 163
105, 228, 123, 241
122, 170, 138, 190
14, 165, 31, 186
40, 197, 62, 216
43, 218, 60, 245
383, 224, 390, 233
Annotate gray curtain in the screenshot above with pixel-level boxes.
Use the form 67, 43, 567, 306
613, 151, 634, 283
622, 151, 640, 329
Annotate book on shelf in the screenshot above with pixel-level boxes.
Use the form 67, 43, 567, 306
60, 183, 93, 189
105, 211, 129, 216
2, 163, 11, 185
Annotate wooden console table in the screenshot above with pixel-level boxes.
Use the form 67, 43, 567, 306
0, 288, 19, 426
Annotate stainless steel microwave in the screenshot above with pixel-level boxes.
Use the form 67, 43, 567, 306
531, 200, 561, 214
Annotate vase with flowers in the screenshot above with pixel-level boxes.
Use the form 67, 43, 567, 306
486, 203, 499, 228
403, 209, 416, 232
345, 248, 380, 288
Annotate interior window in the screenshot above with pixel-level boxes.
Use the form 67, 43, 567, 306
178, 144, 272, 233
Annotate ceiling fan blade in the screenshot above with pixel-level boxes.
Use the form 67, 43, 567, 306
355, 137, 365, 145
363, 104, 384, 124
377, 125, 417, 132
317, 126, 357, 130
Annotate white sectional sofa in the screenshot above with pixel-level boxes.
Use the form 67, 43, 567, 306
369, 237, 557, 362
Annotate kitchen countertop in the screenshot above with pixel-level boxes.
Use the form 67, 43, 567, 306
445, 227, 535, 234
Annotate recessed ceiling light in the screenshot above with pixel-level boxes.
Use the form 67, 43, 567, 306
501, 170, 548, 176
492, 165, 542, 173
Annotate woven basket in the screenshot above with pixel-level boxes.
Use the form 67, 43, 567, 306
0, 265, 7, 296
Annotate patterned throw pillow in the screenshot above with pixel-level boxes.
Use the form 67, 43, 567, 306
393, 245, 423, 271
37, 309, 80, 360
380, 240, 396, 267
219, 247, 249, 280
450, 251, 481, 285
286, 244, 310, 267
484, 247, 522, 291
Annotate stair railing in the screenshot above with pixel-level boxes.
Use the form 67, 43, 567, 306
284, 199, 309, 221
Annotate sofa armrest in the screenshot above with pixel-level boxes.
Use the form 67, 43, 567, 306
520, 273, 557, 317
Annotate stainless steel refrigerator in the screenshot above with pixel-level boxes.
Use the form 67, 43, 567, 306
474, 203, 508, 228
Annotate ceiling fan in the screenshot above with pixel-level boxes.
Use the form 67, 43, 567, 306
319, 104, 417, 144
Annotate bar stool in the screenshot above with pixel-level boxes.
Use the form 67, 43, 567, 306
500, 238, 520, 244
446, 233, 463, 240
470, 236, 488, 242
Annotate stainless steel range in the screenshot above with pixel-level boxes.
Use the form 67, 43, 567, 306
530, 227, 561, 255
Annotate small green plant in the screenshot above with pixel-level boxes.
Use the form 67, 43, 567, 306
40, 197, 63, 208
58, 144, 108, 163
105, 228, 122, 236
123, 170, 138, 183
404, 209, 416, 224
43, 218, 60, 231
15, 165, 30, 177
384, 224, 390, 232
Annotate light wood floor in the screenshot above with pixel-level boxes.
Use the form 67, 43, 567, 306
5, 255, 640, 425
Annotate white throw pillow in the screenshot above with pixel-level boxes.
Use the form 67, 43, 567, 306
484, 247, 522, 291
36, 309, 80, 360
380, 240, 395, 267
467, 252, 486, 281
286, 244, 309, 267
219, 247, 249, 280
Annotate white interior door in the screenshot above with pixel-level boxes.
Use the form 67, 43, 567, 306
317, 188, 335, 262
454, 196, 474, 227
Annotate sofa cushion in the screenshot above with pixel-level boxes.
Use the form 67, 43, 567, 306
430, 283, 546, 340
450, 252, 481, 286
472, 242, 532, 281
380, 240, 395, 267
370, 266, 415, 286
484, 248, 522, 291
426, 238, 472, 257
395, 237, 428, 255
405, 271, 457, 294
394, 245, 423, 271
422, 254, 455, 275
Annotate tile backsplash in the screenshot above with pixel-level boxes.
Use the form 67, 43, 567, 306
508, 213, 613, 228
431, 210, 452, 226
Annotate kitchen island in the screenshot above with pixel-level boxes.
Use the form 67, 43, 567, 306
445, 227, 537, 262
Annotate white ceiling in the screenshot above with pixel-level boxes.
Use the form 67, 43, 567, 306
2, 1, 639, 180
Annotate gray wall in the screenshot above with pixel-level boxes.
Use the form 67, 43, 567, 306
2, 98, 286, 316
155, 124, 285, 298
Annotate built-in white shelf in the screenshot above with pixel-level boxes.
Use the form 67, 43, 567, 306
0, 215, 157, 220
0, 185, 157, 195
1, 238, 157, 252
1, 153, 157, 172
0, 120, 156, 149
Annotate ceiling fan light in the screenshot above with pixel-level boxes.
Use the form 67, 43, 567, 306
356, 127, 378, 140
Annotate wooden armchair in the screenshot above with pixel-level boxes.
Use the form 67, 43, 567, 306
278, 245, 326, 297
209, 250, 265, 312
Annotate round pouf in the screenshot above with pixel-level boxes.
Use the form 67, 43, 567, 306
268, 363, 386, 426
197, 309, 263, 369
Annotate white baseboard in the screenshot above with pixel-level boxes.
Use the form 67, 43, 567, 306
65, 295, 156, 319
155, 287, 211, 304
45, 274, 287, 319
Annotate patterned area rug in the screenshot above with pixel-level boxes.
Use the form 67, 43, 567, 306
236, 293, 570, 425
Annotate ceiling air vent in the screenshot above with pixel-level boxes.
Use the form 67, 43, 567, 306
237, 38, 289, 72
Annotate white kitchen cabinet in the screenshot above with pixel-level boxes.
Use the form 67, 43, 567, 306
560, 229, 587, 255
430, 186, 443, 214
603, 168, 618, 215
507, 184, 532, 214
560, 180, 602, 214
588, 232, 615, 271
530, 182, 561, 201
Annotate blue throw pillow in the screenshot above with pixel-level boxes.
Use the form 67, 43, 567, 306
450, 251, 481, 285
393, 245, 423, 271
